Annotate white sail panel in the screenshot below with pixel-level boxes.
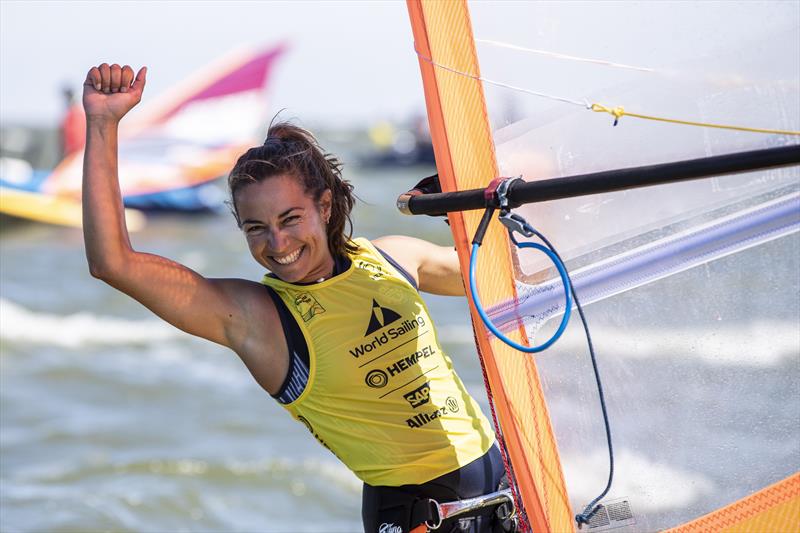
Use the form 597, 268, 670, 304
469, 1, 799, 530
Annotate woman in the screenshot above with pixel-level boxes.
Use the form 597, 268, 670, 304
82, 63, 509, 533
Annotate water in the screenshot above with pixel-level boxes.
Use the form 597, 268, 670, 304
2, 159, 798, 532
0, 162, 478, 533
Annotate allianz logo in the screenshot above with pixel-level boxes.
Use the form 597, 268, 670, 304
349, 315, 426, 358
406, 397, 460, 429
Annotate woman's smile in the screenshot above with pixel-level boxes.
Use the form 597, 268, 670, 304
271, 245, 304, 265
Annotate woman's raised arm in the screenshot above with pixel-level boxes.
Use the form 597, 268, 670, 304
80, 63, 273, 358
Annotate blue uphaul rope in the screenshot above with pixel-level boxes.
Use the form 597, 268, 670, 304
468, 204, 614, 528
469, 241, 572, 352
512, 224, 615, 527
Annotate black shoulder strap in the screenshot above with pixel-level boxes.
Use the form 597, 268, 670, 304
264, 285, 310, 401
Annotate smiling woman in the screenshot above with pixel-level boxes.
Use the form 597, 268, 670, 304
228, 123, 355, 284
81, 62, 511, 533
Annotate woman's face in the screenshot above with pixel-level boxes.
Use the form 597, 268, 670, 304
235, 174, 333, 283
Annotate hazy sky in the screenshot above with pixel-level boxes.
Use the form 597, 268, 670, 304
0, 1, 426, 128
2, 1, 798, 131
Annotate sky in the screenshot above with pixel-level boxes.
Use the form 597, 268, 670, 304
2, 1, 798, 131
0, 1, 426, 128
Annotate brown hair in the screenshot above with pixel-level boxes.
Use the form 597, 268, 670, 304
228, 122, 358, 257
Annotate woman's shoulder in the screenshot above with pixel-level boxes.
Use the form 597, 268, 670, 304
370, 235, 436, 257
212, 277, 278, 318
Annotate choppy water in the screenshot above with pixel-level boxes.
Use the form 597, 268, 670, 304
1, 160, 798, 532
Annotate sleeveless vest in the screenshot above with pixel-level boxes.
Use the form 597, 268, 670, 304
261, 238, 495, 486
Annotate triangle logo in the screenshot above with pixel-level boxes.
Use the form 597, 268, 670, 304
365, 299, 402, 336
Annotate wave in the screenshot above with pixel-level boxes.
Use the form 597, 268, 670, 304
2, 455, 361, 532
0, 298, 182, 349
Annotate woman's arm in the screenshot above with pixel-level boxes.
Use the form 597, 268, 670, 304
372, 235, 465, 296
81, 64, 269, 355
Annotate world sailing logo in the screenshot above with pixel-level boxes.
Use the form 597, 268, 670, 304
365, 299, 401, 335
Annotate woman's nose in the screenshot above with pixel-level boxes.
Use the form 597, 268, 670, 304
267, 228, 288, 251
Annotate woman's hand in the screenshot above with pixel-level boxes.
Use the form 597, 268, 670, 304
82, 63, 147, 122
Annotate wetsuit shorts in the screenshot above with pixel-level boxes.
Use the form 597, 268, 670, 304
362, 443, 507, 533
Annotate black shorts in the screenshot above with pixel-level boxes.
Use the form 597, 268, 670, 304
361, 443, 507, 533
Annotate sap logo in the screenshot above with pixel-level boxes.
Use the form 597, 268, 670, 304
403, 382, 431, 408
379, 524, 402, 533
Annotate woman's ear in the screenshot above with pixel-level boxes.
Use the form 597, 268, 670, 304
320, 189, 333, 223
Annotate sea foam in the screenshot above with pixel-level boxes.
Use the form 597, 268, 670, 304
0, 298, 181, 348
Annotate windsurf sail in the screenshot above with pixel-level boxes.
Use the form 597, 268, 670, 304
0, 44, 285, 225
406, 1, 799, 531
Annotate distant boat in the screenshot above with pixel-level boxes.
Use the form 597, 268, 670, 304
0, 44, 285, 227
359, 119, 436, 168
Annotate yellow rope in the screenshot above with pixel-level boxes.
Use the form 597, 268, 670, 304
590, 103, 800, 136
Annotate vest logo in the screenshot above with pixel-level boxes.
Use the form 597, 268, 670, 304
406, 397, 459, 429
348, 316, 425, 359
357, 259, 384, 280
386, 345, 436, 377
446, 396, 459, 413
365, 299, 401, 335
363, 345, 436, 388
365, 369, 389, 388
379, 524, 402, 533
291, 292, 325, 322
403, 381, 431, 408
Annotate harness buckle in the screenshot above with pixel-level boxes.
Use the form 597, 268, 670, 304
423, 488, 516, 530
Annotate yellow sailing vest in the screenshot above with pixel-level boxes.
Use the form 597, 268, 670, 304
261, 238, 495, 486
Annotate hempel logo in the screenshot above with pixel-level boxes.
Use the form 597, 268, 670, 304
363, 345, 437, 389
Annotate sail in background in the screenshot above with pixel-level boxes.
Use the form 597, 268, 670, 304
0, 44, 285, 221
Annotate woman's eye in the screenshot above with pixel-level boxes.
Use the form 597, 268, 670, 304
283, 216, 300, 225
245, 226, 265, 234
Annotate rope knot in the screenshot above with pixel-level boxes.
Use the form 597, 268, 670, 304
591, 103, 626, 126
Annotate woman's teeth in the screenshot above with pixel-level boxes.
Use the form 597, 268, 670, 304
273, 247, 303, 265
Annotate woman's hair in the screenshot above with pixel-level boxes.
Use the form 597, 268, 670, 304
228, 121, 358, 257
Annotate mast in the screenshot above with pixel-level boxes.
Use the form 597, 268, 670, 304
406, 2, 573, 531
